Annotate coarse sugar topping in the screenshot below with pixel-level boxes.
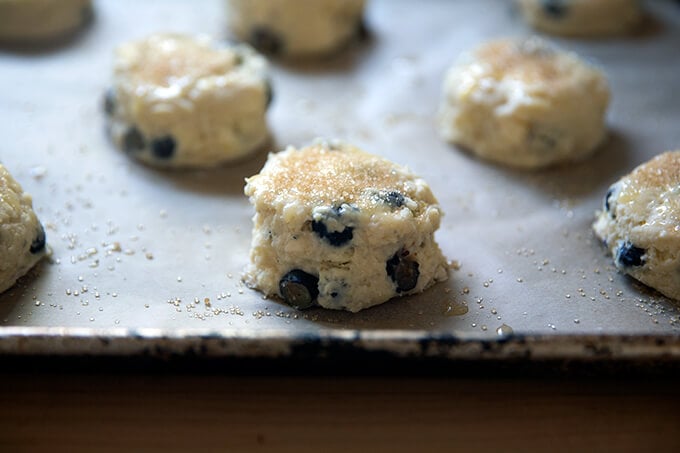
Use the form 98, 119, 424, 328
246, 143, 433, 209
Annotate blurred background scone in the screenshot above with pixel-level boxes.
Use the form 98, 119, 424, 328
105, 33, 271, 168
224, 0, 367, 57
517, 0, 642, 37
0, 0, 92, 42
438, 37, 610, 169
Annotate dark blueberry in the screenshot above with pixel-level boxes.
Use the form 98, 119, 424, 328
81, 3, 94, 24
386, 249, 420, 293
151, 136, 176, 159
312, 221, 353, 246
30, 224, 46, 254
604, 185, 617, 218
279, 269, 319, 309
311, 205, 355, 247
326, 280, 348, 300
250, 26, 284, 56
541, 0, 568, 18
123, 127, 146, 153
356, 18, 370, 41
380, 191, 405, 209
103, 89, 116, 116
616, 241, 646, 267
265, 79, 274, 109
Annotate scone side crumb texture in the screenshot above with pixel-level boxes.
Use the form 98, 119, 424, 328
517, 0, 642, 37
225, 0, 366, 57
0, 165, 47, 294
0, 0, 91, 41
106, 33, 271, 168
593, 151, 680, 301
244, 141, 449, 312
438, 37, 610, 169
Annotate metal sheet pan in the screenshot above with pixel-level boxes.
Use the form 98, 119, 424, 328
1, 0, 679, 363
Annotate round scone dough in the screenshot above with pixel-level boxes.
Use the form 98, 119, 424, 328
0, 0, 91, 42
225, 0, 366, 57
517, 0, 642, 37
593, 151, 680, 301
244, 141, 449, 313
0, 165, 47, 294
438, 37, 610, 169
105, 33, 271, 168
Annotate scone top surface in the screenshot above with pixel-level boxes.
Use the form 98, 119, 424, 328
247, 142, 436, 212
439, 37, 610, 169
115, 33, 266, 99
613, 151, 680, 235
464, 38, 607, 98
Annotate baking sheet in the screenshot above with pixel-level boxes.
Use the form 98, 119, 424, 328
1, 0, 680, 360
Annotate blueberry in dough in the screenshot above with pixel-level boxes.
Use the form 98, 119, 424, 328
151, 136, 176, 159
380, 191, 405, 209
265, 79, 274, 108
30, 225, 46, 254
356, 18, 370, 41
616, 241, 645, 267
311, 206, 354, 247
541, 0, 568, 18
386, 249, 420, 293
604, 186, 614, 212
250, 26, 284, 56
103, 89, 116, 116
279, 269, 319, 309
124, 127, 145, 153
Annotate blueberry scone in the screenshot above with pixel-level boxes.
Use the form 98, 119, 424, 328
224, 0, 366, 58
0, 165, 47, 294
593, 151, 680, 301
517, 0, 641, 37
244, 141, 449, 313
105, 33, 271, 168
0, 0, 92, 42
438, 37, 610, 169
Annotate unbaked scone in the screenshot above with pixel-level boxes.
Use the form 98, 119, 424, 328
517, 0, 642, 37
0, 0, 92, 42
224, 0, 366, 57
244, 140, 449, 313
0, 165, 47, 294
105, 33, 271, 168
593, 151, 680, 301
438, 37, 610, 169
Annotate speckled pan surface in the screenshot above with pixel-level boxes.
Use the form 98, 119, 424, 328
0, 0, 679, 362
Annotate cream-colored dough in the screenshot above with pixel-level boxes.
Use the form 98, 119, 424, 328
0, 165, 47, 294
593, 151, 680, 301
438, 37, 610, 169
105, 33, 271, 168
225, 0, 366, 57
244, 140, 449, 312
517, 0, 642, 37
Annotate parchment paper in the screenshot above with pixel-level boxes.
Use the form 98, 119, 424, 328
1, 0, 679, 356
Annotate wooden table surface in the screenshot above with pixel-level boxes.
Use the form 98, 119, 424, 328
1, 366, 680, 453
